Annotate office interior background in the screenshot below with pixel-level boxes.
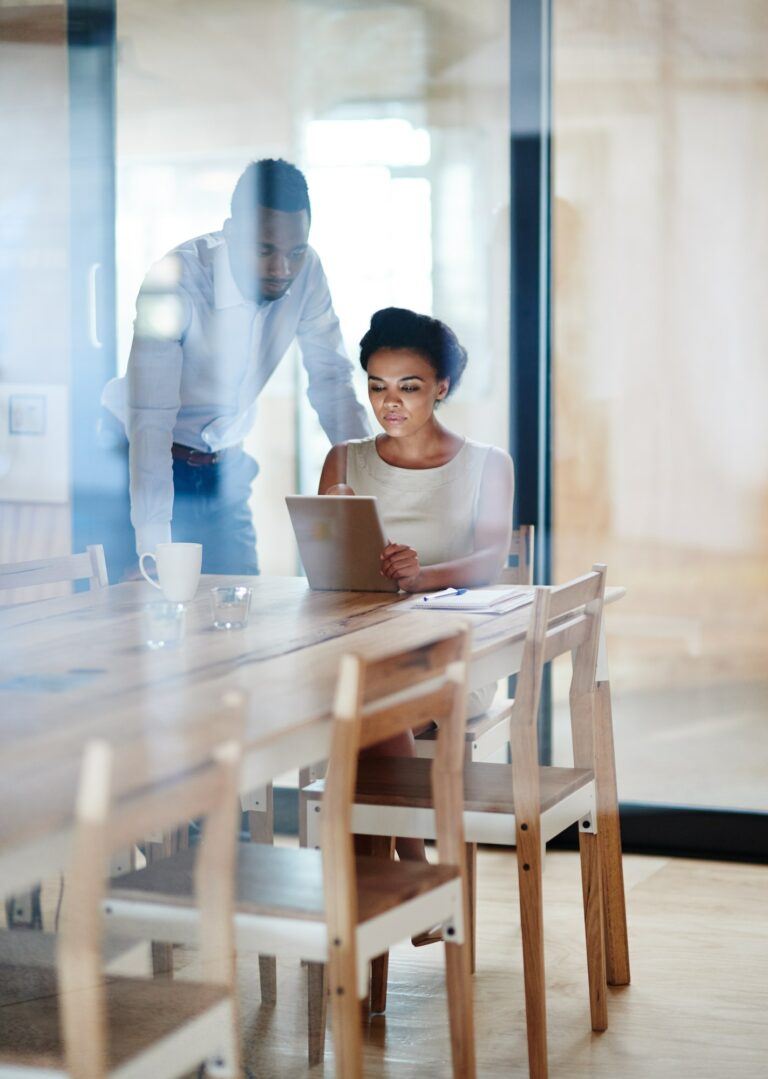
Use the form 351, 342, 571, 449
1, 0, 766, 856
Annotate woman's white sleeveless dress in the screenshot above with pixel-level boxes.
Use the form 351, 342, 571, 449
346, 435, 497, 718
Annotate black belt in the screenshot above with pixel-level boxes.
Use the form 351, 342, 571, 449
171, 442, 241, 467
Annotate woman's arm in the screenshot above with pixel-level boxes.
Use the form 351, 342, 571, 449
318, 443, 355, 495
380, 448, 514, 591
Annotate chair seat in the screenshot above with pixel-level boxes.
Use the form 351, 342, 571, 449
415, 699, 514, 743
0, 929, 147, 1007
0, 932, 68, 1009
305, 757, 594, 814
110, 843, 459, 924
0, 966, 228, 1070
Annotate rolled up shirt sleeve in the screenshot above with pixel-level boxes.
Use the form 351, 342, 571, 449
126, 259, 190, 555
297, 259, 371, 444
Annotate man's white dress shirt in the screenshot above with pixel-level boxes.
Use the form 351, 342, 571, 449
102, 231, 370, 555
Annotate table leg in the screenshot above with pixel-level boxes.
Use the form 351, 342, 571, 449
307, 961, 328, 1065
594, 678, 630, 986
465, 840, 477, 975
147, 829, 185, 975
246, 786, 278, 1006
368, 835, 395, 1013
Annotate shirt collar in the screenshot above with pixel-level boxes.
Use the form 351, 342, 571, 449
214, 239, 253, 309
214, 237, 292, 310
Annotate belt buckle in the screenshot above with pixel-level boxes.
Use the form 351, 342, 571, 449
189, 448, 216, 467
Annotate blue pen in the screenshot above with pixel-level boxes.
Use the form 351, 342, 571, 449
422, 587, 468, 602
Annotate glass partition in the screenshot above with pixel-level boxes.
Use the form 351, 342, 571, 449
115, 0, 511, 574
551, 0, 768, 812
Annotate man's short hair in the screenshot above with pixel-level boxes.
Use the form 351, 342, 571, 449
231, 159, 311, 221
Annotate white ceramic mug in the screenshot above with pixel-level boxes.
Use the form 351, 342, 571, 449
139, 542, 202, 602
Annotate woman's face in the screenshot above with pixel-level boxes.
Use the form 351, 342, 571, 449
366, 348, 449, 438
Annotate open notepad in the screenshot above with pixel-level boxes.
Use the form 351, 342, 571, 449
409, 586, 533, 614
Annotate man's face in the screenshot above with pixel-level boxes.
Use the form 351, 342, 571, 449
225, 206, 310, 303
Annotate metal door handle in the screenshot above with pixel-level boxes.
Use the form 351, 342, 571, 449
88, 261, 102, 348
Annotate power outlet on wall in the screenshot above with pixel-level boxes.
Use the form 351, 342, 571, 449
0, 384, 68, 502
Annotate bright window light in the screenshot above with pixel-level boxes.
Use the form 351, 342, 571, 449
306, 119, 431, 168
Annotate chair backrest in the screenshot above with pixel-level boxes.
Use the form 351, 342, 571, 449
56, 692, 245, 1077
508, 564, 607, 833
0, 545, 108, 595
320, 628, 470, 976
498, 524, 535, 586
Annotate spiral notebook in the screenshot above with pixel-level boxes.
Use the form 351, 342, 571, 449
410, 586, 533, 614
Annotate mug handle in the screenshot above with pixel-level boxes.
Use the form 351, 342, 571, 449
139, 552, 162, 590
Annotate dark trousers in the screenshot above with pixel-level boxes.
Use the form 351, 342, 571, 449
95, 407, 261, 581
171, 450, 260, 576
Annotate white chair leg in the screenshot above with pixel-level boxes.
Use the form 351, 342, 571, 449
109, 846, 137, 877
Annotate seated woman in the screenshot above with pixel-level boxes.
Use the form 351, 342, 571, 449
318, 306, 515, 871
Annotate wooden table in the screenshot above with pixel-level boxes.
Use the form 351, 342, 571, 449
0, 574, 627, 981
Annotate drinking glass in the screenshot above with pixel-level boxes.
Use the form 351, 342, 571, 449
144, 601, 186, 649
210, 586, 252, 630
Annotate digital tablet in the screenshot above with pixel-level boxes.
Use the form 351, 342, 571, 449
285, 495, 399, 592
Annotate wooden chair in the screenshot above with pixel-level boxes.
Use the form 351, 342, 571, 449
414, 525, 535, 765
0, 543, 272, 1009
305, 566, 629, 1079
498, 522, 535, 586
1, 545, 109, 930
298, 526, 535, 802
101, 628, 477, 1077
0, 544, 108, 598
296, 526, 535, 985
408, 524, 535, 973
0, 694, 245, 1078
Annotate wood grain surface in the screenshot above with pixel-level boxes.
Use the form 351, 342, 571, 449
0, 576, 623, 883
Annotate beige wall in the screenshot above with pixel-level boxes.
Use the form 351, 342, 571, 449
0, 2, 72, 597
552, 0, 768, 808
554, 0, 768, 672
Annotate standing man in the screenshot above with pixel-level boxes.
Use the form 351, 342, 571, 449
102, 158, 370, 574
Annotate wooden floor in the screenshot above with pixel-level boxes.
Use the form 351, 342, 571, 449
165, 849, 767, 1077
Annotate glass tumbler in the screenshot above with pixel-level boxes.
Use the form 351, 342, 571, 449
144, 601, 186, 650
210, 586, 252, 630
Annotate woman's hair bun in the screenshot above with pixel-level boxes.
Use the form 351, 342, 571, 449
359, 307, 467, 395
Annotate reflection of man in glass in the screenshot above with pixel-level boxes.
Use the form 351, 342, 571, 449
102, 158, 370, 574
